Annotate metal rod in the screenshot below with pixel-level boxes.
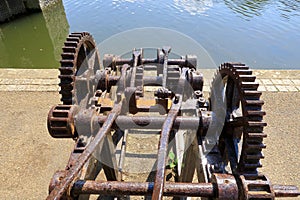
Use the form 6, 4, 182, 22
97, 115, 204, 130
162, 47, 171, 88
72, 180, 215, 197
273, 185, 300, 197
152, 97, 182, 200
47, 103, 122, 200
108, 76, 163, 87
130, 50, 140, 87
118, 129, 128, 180
152, 67, 188, 200
115, 58, 189, 68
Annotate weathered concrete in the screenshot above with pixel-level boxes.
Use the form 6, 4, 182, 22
0, 69, 300, 92
39, 0, 61, 9
41, 0, 69, 61
0, 69, 299, 199
0, 91, 299, 199
0, 0, 69, 69
0, 0, 41, 23
0, 0, 11, 22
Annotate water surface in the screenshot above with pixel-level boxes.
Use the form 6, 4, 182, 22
0, 0, 299, 69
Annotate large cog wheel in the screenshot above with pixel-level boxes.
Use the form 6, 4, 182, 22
59, 32, 101, 105
209, 63, 266, 177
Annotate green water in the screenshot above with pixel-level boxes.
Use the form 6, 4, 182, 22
0, 13, 57, 68
0, 0, 300, 69
0, 0, 69, 69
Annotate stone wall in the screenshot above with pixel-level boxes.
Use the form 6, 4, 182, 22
41, 0, 69, 61
39, 0, 61, 9
0, 0, 69, 68
0, 0, 41, 23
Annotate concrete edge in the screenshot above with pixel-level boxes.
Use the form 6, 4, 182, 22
0, 68, 299, 92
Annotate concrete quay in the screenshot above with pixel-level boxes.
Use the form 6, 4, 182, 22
0, 68, 299, 199
0, 68, 300, 92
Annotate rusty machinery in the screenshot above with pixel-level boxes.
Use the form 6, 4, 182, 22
46, 32, 300, 199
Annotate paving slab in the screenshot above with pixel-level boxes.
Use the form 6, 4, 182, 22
0, 69, 299, 199
1, 69, 300, 92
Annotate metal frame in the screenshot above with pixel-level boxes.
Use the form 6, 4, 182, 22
46, 32, 300, 200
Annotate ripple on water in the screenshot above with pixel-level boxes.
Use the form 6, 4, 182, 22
1, 0, 299, 69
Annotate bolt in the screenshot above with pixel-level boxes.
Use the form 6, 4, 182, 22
95, 90, 103, 97
194, 90, 203, 98
174, 94, 180, 103
198, 97, 206, 106
162, 46, 171, 54
117, 93, 122, 102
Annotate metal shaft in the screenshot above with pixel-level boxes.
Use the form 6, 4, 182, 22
97, 115, 205, 130
273, 185, 300, 197
72, 180, 215, 197
114, 58, 188, 68
47, 103, 122, 200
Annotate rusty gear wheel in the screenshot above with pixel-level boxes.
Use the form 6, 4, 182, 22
47, 104, 78, 138
209, 63, 266, 177
59, 32, 101, 105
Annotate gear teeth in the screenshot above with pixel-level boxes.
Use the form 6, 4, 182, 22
60, 59, 74, 67
62, 46, 76, 53
241, 82, 259, 90
246, 110, 266, 116
59, 89, 73, 96
248, 121, 267, 127
236, 69, 252, 75
58, 32, 100, 105
61, 53, 75, 60
240, 175, 275, 199
47, 105, 77, 138
243, 90, 262, 97
64, 41, 78, 47
245, 100, 264, 106
248, 132, 267, 138
246, 152, 264, 160
234, 66, 249, 70
59, 84, 74, 91
59, 74, 75, 81
245, 142, 266, 150
239, 75, 256, 82
213, 63, 267, 179
244, 162, 262, 169
230, 62, 246, 66
230, 63, 249, 70
59, 67, 75, 75
66, 37, 80, 42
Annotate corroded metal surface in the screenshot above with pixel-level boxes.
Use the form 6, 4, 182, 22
46, 32, 299, 200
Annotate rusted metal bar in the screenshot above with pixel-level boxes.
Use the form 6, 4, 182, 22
273, 185, 300, 197
72, 181, 215, 197
153, 66, 188, 200
47, 103, 122, 200
97, 115, 206, 130
71, 180, 300, 198
152, 98, 182, 200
